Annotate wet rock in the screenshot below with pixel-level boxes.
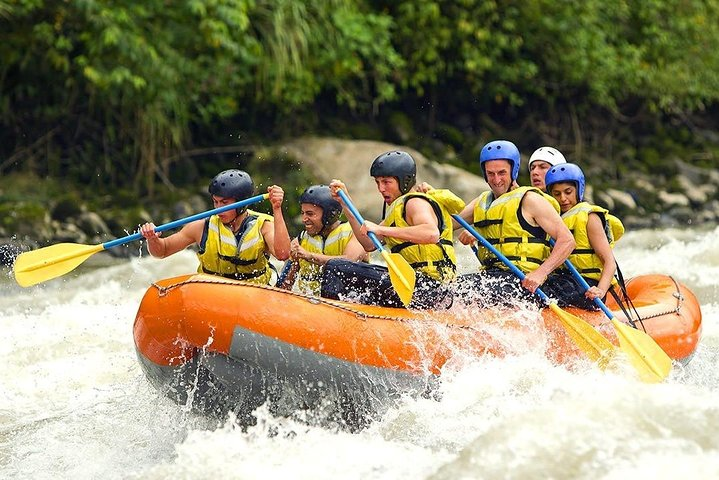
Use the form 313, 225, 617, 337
657, 191, 690, 208
674, 159, 712, 185
76, 212, 112, 237
281, 137, 487, 215
51, 196, 84, 221
605, 188, 637, 211
667, 205, 694, 224
52, 222, 88, 244
675, 175, 715, 205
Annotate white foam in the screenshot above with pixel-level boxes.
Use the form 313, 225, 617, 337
2, 233, 718, 480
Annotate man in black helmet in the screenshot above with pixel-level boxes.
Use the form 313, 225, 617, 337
139, 169, 291, 284
325, 150, 465, 308
278, 184, 367, 295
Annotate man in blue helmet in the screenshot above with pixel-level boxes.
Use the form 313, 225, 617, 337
139, 169, 291, 284
453, 140, 575, 306
324, 150, 465, 308
278, 184, 367, 295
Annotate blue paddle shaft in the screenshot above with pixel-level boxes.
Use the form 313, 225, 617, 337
453, 214, 551, 303
548, 238, 614, 319
337, 189, 384, 252
101, 193, 268, 250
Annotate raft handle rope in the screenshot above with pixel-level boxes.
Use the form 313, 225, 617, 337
608, 275, 686, 332
152, 275, 458, 326
150, 273, 687, 333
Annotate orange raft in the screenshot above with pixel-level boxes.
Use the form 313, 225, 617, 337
133, 273, 701, 419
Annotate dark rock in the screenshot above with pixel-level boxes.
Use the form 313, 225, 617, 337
76, 212, 112, 237
51, 196, 84, 221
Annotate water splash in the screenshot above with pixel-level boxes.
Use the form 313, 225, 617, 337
2, 230, 718, 480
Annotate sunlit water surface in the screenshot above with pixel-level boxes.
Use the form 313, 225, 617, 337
2, 226, 719, 479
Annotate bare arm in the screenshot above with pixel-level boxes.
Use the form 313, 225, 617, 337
453, 197, 479, 245
329, 179, 376, 252
340, 236, 370, 262
521, 192, 575, 292
586, 213, 617, 300
261, 185, 291, 261
291, 234, 369, 266
366, 197, 440, 244
452, 197, 478, 230
139, 220, 204, 258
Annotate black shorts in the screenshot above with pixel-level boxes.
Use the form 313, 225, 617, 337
453, 269, 598, 310
320, 259, 452, 309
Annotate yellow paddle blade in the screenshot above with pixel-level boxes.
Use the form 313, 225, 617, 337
549, 303, 616, 369
381, 250, 416, 306
13, 243, 104, 287
612, 319, 672, 383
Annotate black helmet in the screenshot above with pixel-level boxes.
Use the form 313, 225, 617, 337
208, 169, 254, 200
299, 185, 341, 227
369, 151, 417, 195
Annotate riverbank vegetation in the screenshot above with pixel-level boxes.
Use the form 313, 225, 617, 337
2, 0, 719, 244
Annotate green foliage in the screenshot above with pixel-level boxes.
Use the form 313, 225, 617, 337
0, 201, 47, 234
248, 0, 402, 111
3, 0, 719, 204
515, 0, 719, 113
245, 148, 317, 234
381, 0, 536, 105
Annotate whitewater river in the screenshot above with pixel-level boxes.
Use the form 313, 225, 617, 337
2, 226, 719, 479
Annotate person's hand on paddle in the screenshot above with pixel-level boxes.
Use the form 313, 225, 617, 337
360, 220, 382, 239
267, 185, 284, 211
585, 285, 606, 300
140, 223, 162, 243
329, 179, 350, 206
457, 230, 476, 246
521, 269, 547, 293
289, 238, 309, 261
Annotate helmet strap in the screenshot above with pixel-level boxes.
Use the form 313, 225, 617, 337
320, 220, 339, 238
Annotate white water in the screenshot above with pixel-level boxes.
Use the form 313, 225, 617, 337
2, 227, 719, 479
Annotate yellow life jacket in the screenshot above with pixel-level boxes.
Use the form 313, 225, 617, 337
472, 186, 560, 273
197, 210, 274, 284
561, 202, 625, 281
383, 189, 465, 282
297, 222, 354, 295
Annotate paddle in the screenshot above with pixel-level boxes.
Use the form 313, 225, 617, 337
453, 214, 616, 368
14, 193, 269, 287
336, 189, 416, 306
554, 246, 672, 383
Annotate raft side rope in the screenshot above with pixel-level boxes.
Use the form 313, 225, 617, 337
151, 273, 687, 332
151, 276, 462, 325
601, 275, 686, 332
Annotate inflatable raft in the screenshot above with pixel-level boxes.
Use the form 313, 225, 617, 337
133, 273, 702, 426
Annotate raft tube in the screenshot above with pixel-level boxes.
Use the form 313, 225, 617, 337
133, 273, 701, 425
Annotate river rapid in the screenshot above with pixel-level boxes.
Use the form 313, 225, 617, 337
2, 226, 719, 479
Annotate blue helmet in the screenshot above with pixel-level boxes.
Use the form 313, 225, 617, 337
545, 163, 585, 202
479, 140, 521, 181
299, 184, 342, 227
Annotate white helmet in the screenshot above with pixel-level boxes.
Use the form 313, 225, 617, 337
527, 146, 566, 171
